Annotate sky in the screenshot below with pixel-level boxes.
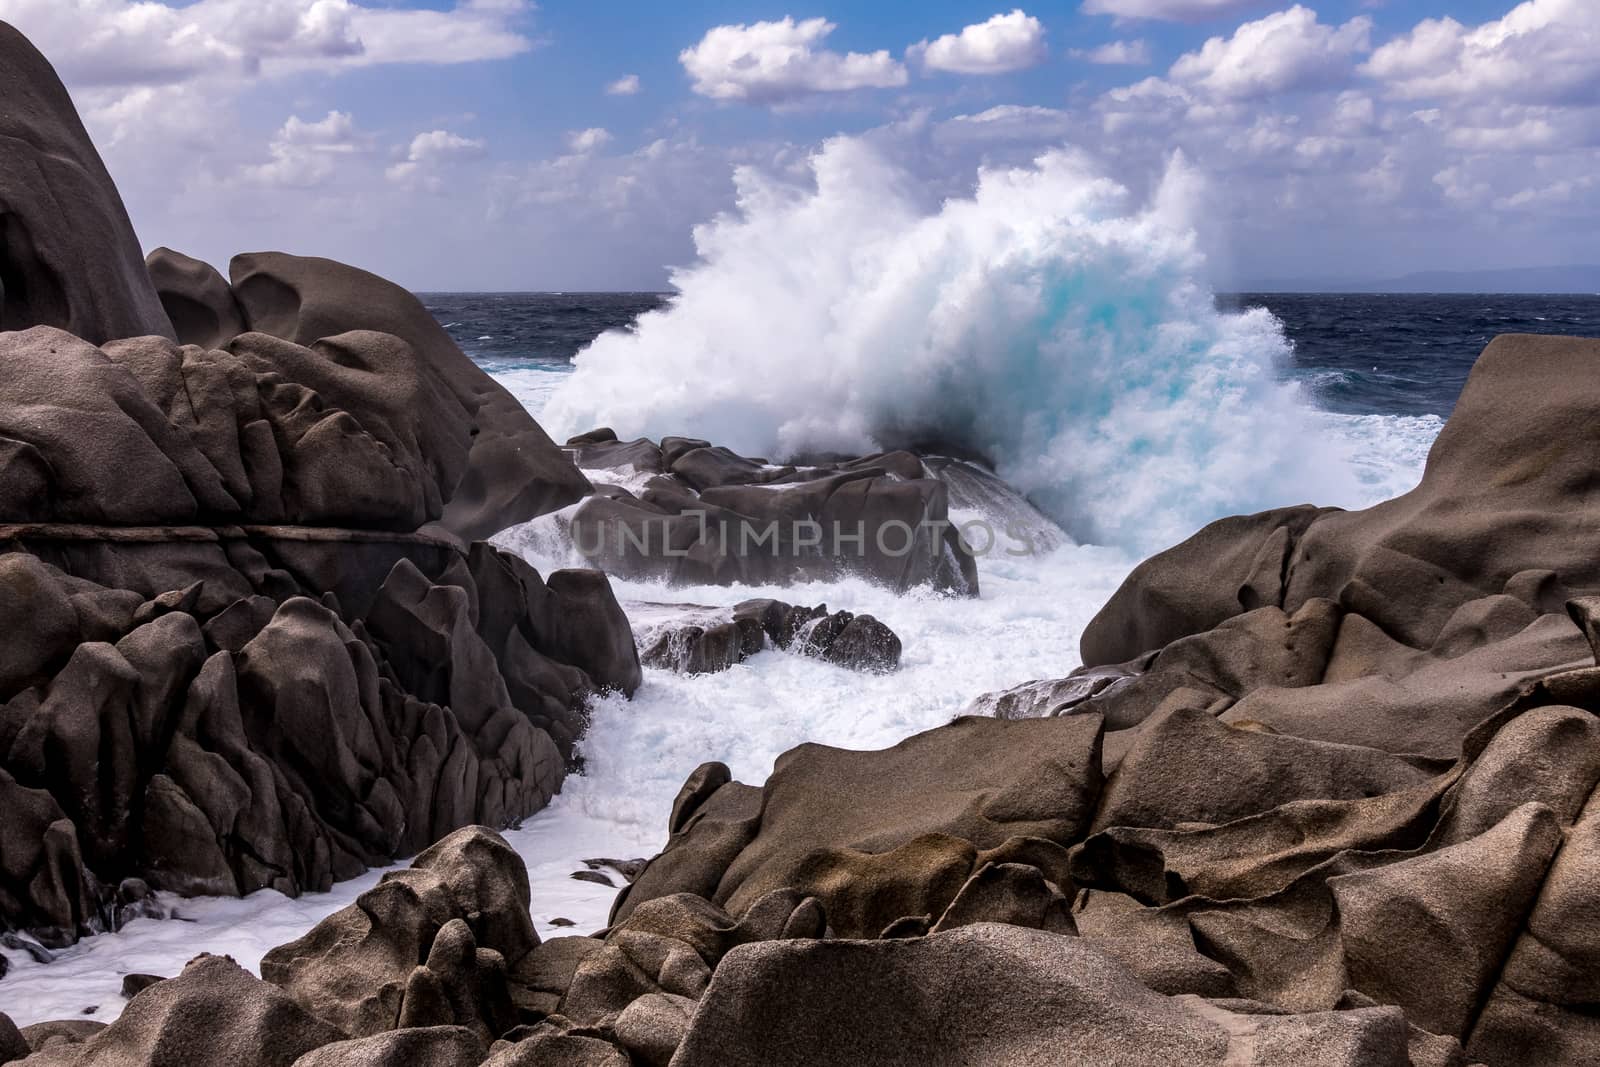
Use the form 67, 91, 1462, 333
1, 0, 1595, 290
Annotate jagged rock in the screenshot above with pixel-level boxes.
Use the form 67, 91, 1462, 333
810, 612, 900, 672
963, 661, 1146, 719
1330, 802, 1563, 1040
566, 435, 664, 475
0, 323, 488, 529
670, 445, 777, 490
260, 827, 537, 1039
1069, 334, 1600, 763
1467, 788, 1600, 1064
228, 251, 589, 540
569, 440, 977, 594
0, 328, 219, 524
19, 954, 341, 1066
928, 861, 1073, 934
0, 533, 631, 943
614, 715, 1102, 937
1081, 504, 1331, 667
0, 21, 174, 344
1091, 702, 1435, 832
635, 599, 900, 676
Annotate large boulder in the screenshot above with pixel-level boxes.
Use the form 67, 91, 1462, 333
1055, 335, 1600, 763
227, 252, 590, 539
0, 325, 477, 529
674, 924, 1417, 1066
562, 434, 981, 594
0, 21, 174, 343
635, 599, 901, 676
260, 827, 534, 1041
145, 247, 246, 351
613, 715, 1103, 937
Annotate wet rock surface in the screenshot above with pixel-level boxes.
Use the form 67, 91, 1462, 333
561, 430, 987, 594
634, 598, 902, 675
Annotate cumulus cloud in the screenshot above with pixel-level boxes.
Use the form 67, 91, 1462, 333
1362, 0, 1600, 105
1169, 5, 1372, 100
567, 127, 613, 153
933, 105, 1077, 148
909, 9, 1047, 75
0, 0, 533, 89
386, 128, 488, 191
1076, 39, 1153, 65
679, 16, 907, 103
1080, 0, 1271, 21
605, 73, 640, 95
239, 109, 364, 188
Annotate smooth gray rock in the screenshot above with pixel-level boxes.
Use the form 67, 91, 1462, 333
0, 21, 174, 344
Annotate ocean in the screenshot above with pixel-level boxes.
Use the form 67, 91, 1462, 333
4, 285, 1597, 1022
426, 290, 1600, 421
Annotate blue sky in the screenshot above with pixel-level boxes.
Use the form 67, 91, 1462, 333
2, 0, 1596, 289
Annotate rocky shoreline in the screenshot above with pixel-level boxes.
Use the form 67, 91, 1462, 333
2, 14, 1598, 1067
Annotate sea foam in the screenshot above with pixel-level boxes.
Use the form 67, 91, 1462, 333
544, 138, 1360, 554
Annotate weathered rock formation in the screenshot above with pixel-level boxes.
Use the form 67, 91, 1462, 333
0, 825, 1465, 1066
0, 314, 638, 947
145, 248, 591, 541
0, 19, 637, 952
635, 599, 902, 675
1050, 333, 1600, 764
558, 430, 985, 594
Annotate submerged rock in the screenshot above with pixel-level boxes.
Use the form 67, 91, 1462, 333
635, 598, 902, 676
565, 431, 982, 595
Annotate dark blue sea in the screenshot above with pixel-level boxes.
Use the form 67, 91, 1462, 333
421, 292, 1600, 420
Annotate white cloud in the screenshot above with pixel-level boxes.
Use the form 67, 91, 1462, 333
240, 109, 364, 188
1363, 0, 1600, 105
605, 73, 640, 95
1079, 0, 1270, 21
567, 127, 613, 153
1433, 164, 1489, 205
0, 0, 533, 89
348, 0, 533, 66
909, 10, 1047, 75
1076, 39, 1153, 65
1494, 175, 1595, 212
679, 16, 907, 103
386, 128, 488, 191
1169, 6, 1371, 100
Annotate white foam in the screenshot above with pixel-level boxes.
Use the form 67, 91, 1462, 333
543, 141, 1364, 555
